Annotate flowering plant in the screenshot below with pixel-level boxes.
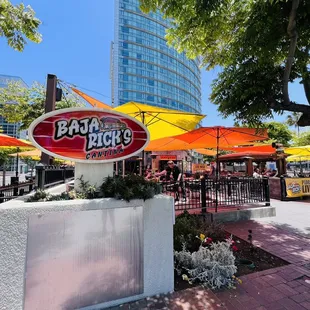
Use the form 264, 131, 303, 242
197, 233, 213, 246
175, 239, 238, 289
226, 235, 239, 252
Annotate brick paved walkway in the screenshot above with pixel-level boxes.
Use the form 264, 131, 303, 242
108, 220, 310, 310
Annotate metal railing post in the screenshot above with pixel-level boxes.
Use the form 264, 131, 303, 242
201, 177, 206, 213
63, 167, 67, 183
280, 176, 286, 201
264, 177, 270, 206
36, 164, 45, 190
227, 179, 232, 197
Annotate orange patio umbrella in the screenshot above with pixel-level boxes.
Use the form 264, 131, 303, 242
0, 134, 33, 148
171, 126, 268, 212
194, 149, 217, 156
71, 88, 112, 110
0, 134, 34, 178
146, 127, 268, 151
145, 136, 194, 151
224, 144, 275, 153
175, 127, 268, 149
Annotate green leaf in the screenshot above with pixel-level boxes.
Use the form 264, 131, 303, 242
139, 0, 310, 125
0, 0, 42, 51
0, 81, 85, 131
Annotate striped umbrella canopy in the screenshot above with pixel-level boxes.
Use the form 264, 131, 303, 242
0, 134, 34, 148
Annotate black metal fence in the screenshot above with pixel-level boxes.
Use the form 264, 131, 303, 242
36, 166, 75, 189
160, 176, 270, 213
0, 181, 34, 203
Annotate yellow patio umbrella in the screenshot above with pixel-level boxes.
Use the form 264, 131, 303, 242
114, 102, 204, 140
9, 149, 41, 161
71, 89, 205, 140
286, 155, 310, 162
9, 149, 74, 165
0, 134, 34, 177
285, 145, 310, 156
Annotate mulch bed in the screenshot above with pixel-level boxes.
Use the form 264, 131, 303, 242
233, 236, 289, 276
174, 234, 289, 291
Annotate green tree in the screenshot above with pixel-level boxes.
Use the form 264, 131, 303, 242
0, 0, 42, 51
140, 0, 310, 126
0, 81, 85, 131
292, 131, 310, 146
0, 148, 17, 186
286, 112, 301, 136
233, 121, 293, 146
21, 156, 38, 178
265, 121, 293, 146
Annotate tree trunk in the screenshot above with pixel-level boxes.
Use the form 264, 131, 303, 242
302, 47, 310, 105
297, 125, 300, 137
283, 0, 300, 106
303, 77, 310, 105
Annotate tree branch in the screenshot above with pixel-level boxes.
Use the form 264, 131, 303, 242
271, 101, 310, 114
302, 47, 310, 105
303, 78, 310, 105
283, 0, 300, 106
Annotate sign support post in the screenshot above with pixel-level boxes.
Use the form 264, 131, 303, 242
41, 74, 57, 165
74, 162, 114, 191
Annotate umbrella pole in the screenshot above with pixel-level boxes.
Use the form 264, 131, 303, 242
215, 128, 220, 213
15, 147, 20, 178
140, 112, 146, 176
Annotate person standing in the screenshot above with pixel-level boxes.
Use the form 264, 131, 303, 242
166, 161, 186, 202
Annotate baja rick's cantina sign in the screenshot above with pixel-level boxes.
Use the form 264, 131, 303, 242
28, 108, 150, 163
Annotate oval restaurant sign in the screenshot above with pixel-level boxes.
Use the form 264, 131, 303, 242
28, 108, 150, 163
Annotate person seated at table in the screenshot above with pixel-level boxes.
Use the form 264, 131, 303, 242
269, 169, 278, 177
253, 168, 262, 179
145, 169, 153, 180
220, 169, 229, 176
210, 162, 216, 177
262, 168, 270, 176
155, 167, 167, 178
183, 173, 191, 181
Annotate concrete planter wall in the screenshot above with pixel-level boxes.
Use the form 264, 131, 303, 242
0, 194, 174, 310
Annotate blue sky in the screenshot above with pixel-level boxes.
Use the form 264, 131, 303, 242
1, 1, 308, 128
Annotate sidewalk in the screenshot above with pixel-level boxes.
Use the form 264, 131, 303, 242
107, 201, 310, 310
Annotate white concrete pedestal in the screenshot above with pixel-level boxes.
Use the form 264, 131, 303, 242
0, 195, 174, 310
74, 162, 113, 190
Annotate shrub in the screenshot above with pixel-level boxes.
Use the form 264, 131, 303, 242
174, 211, 226, 252
100, 174, 161, 202
27, 174, 162, 203
174, 211, 201, 252
175, 239, 237, 289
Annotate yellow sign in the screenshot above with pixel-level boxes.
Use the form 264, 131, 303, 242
285, 178, 310, 198
192, 164, 210, 173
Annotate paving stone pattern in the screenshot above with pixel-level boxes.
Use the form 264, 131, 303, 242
107, 220, 310, 309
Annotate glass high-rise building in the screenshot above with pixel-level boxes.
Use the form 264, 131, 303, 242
112, 0, 202, 114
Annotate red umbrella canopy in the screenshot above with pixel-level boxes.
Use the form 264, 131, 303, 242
224, 144, 275, 153
0, 134, 33, 148
219, 151, 276, 161
175, 127, 269, 149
